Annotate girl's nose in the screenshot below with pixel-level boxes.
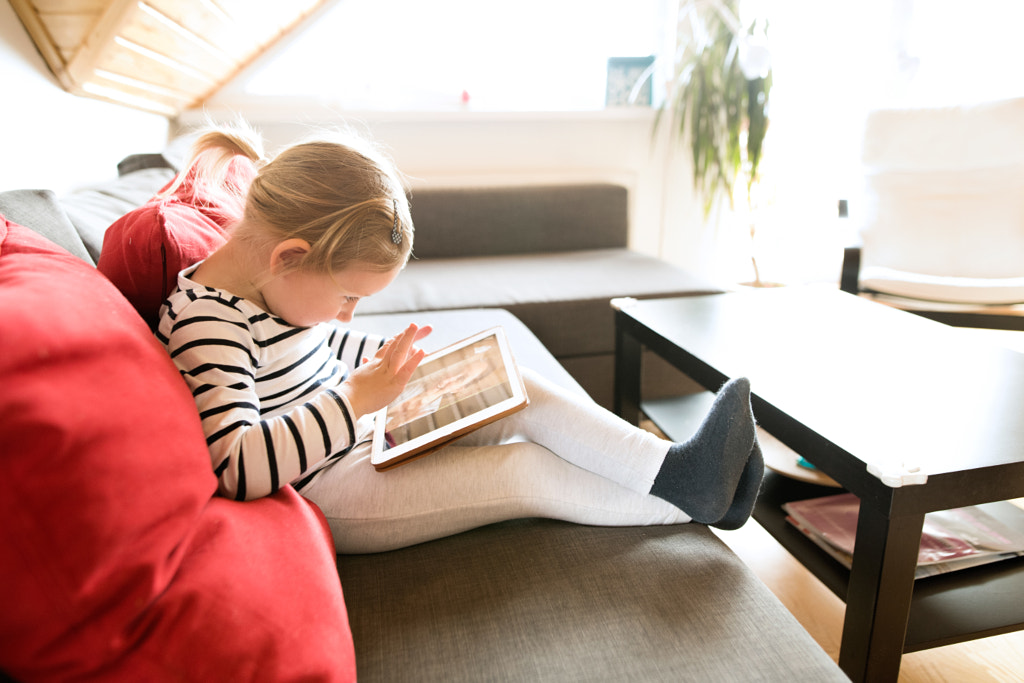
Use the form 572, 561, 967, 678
336, 302, 357, 323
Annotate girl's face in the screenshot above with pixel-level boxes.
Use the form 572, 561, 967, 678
261, 264, 401, 327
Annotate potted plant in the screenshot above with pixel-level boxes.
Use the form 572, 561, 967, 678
657, 0, 773, 285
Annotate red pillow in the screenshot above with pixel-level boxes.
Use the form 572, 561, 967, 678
97, 156, 257, 329
0, 218, 355, 682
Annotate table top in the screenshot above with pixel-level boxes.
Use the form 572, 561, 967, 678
620, 287, 1024, 488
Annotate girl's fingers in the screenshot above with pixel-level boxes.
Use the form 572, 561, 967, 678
374, 335, 395, 360
390, 324, 419, 368
370, 323, 428, 376
379, 324, 417, 373
414, 325, 433, 343
396, 348, 426, 380
379, 324, 430, 358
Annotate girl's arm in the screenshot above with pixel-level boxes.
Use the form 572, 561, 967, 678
164, 302, 358, 501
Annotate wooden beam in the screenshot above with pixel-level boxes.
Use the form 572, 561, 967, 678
11, 0, 336, 117
8, 0, 74, 89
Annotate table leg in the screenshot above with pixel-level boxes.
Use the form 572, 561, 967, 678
839, 502, 925, 683
614, 316, 642, 425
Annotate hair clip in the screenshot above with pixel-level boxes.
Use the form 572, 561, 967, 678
391, 199, 402, 245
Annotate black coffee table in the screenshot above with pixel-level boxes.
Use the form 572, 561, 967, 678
613, 287, 1024, 682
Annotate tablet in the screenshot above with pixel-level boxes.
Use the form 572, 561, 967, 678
370, 327, 529, 471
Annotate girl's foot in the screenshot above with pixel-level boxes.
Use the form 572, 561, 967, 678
649, 377, 759, 525
711, 442, 764, 530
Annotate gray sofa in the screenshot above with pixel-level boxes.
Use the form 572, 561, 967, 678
0, 157, 846, 681
360, 183, 720, 408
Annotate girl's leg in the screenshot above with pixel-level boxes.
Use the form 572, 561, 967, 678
462, 369, 762, 527
458, 368, 669, 494
300, 440, 689, 554
303, 368, 761, 552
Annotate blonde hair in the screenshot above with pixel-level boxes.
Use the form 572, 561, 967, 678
160, 119, 265, 223
240, 130, 413, 274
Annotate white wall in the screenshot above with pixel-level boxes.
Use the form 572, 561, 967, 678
0, 2, 170, 196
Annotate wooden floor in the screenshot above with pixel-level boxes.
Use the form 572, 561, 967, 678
711, 515, 1024, 682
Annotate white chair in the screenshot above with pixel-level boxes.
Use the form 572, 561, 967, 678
841, 96, 1024, 330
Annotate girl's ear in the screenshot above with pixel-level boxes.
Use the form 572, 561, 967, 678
269, 238, 311, 275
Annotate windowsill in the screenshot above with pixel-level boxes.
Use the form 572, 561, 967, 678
177, 97, 658, 125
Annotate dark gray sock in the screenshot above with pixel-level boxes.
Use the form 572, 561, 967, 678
712, 442, 764, 530
649, 377, 757, 524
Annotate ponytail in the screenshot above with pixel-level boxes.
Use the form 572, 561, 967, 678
160, 119, 266, 224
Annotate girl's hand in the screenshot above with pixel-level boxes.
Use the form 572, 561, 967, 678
340, 323, 432, 418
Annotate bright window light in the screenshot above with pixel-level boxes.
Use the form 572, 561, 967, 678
896, 0, 1024, 107
243, 0, 671, 111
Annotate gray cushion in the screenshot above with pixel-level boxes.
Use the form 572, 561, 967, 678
0, 189, 93, 263
409, 184, 629, 258
61, 167, 176, 262
337, 518, 846, 683
356, 249, 720, 357
116, 153, 176, 176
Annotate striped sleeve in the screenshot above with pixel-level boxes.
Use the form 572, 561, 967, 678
164, 298, 357, 501
324, 323, 386, 370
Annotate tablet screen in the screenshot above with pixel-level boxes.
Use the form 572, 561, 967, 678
371, 328, 527, 469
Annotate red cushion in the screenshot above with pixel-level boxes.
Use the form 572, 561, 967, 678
97, 157, 257, 329
0, 218, 355, 682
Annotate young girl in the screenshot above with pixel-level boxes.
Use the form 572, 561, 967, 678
157, 125, 763, 553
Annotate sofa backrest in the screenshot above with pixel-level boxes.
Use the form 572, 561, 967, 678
4, 167, 631, 268
407, 184, 629, 259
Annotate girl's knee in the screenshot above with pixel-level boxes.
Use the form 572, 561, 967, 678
519, 367, 571, 408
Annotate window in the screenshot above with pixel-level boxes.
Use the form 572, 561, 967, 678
242, 0, 672, 111
715, 0, 1024, 285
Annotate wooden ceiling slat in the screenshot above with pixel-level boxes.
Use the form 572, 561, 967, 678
33, 0, 107, 12
99, 38, 216, 93
10, 0, 334, 117
145, 0, 258, 59
120, 6, 237, 76
90, 69, 194, 108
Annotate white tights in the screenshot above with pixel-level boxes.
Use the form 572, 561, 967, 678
301, 368, 690, 553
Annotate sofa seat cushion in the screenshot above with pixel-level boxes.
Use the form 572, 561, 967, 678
0, 218, 354, 682
337, 518, 847, 683
356, 249, 720, 358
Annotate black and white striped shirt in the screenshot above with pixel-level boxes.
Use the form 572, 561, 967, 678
157, 264, 384, 501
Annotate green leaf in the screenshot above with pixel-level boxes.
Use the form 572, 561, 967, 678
655, 0, 772, 220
